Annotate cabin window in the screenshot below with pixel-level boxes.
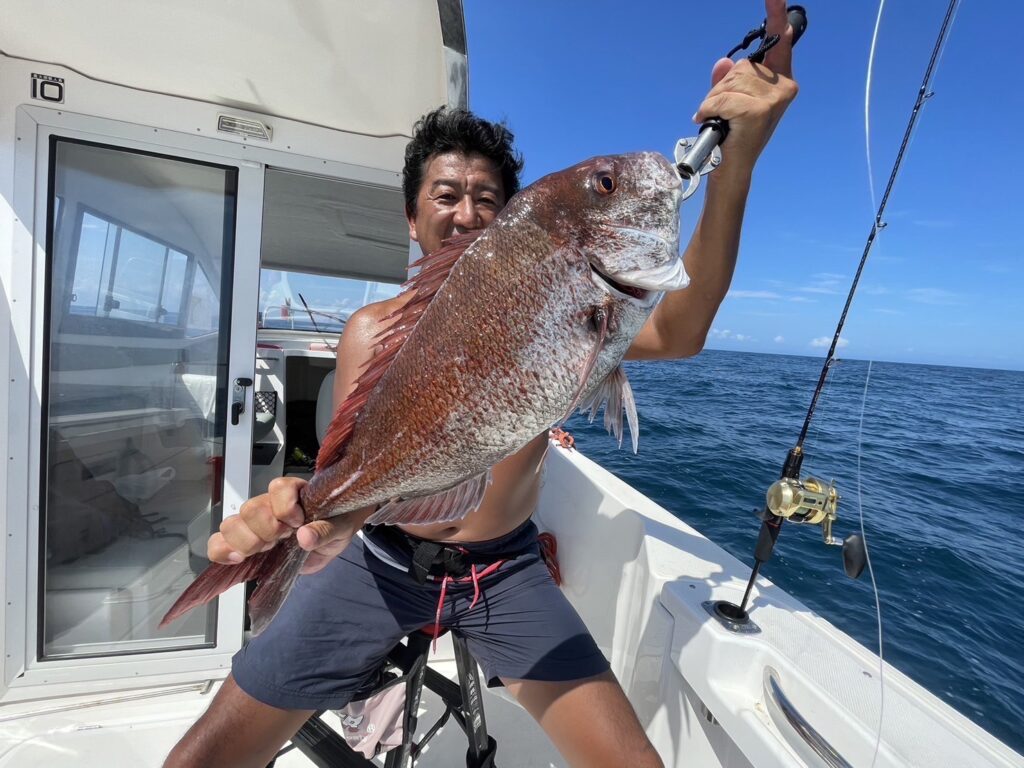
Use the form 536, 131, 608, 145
257, 268, 400, 333
70, 211, 193, 326
40, 138, 237, 659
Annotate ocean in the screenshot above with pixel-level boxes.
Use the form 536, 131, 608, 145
566, 349, 1024, 755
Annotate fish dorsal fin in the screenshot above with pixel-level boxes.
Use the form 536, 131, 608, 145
315, 231, 480, 472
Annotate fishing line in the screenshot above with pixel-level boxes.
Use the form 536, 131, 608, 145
857, 1, 962, 760
795, 0, 961, 450
856, 361, 886, 768
864, 0, 886, 213
735, 0, 965, 680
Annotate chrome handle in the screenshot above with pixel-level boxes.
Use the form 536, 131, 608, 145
763, 667, 853, 768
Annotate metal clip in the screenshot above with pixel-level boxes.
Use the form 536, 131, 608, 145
674, 136, 722, 200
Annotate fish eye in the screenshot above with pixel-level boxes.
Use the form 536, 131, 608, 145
594, 172, 616, 195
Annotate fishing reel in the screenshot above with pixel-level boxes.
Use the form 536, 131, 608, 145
753, 447, 867, 583
763, 476, 840, 546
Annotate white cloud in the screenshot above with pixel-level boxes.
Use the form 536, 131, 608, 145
710, 328, 755, 343
861, 284, 889, 295
728, 290, 782, 299
774, 335, 785, 343
798, 273, 847, 296
906, 288, 961, 305
810, 336, 849, 349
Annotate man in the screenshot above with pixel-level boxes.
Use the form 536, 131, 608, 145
166, 4, 798, 766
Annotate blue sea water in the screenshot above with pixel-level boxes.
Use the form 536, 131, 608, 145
566, 349, 1024, 755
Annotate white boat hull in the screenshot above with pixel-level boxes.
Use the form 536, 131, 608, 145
2, 441, 1020, 768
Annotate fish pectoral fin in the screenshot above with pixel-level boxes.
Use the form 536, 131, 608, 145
577, 364, 639, 453
365, 470, 492, 526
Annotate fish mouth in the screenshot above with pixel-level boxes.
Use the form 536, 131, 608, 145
589, 257, 690, 306
590, 264, 655, 305
612, 258, 689, 292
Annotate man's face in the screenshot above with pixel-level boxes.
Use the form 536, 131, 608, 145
407, 151, 506, 255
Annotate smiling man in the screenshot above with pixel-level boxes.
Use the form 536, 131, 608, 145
165, 3, 799, 766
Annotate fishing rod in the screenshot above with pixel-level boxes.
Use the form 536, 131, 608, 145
685, 0, 962, 626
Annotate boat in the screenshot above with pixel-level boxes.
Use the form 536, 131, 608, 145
1, 2, 1020, 766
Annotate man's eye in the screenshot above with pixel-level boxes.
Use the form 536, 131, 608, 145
478, 197, 498, 207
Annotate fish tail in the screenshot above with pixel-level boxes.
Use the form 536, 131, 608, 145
247, 535, 309, 635
159, 537, 308, 633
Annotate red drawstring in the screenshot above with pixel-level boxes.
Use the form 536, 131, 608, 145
430, 560, 506, 652
538, 532, 562, 586
469, 564, 480, 610
432, 575, 450, 652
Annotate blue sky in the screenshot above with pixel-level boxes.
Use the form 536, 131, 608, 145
464, 1, 1022, 371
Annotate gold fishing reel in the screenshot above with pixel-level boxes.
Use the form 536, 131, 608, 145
765, 476, 841, 546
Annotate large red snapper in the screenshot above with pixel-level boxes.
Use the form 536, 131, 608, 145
162, 151, 687, 633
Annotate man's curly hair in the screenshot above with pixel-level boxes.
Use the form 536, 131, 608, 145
403, 107, 524, 215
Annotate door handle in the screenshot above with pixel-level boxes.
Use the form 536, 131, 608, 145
232, 377, 253, 426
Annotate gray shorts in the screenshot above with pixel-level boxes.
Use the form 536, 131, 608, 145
231, 520, 609, 710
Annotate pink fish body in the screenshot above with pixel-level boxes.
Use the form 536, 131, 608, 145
162, 152, 687, 632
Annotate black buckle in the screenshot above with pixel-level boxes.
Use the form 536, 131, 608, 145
410, 540, 444, 584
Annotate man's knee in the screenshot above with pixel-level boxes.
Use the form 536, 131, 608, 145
163, 675, 313, 768
633, 739, 665, 768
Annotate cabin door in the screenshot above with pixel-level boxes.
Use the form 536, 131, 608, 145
4, 112, 261, 691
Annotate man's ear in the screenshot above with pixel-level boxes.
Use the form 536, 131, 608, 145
406, 206, 419, 243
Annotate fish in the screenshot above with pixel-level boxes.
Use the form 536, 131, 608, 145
160, 151, 688, 633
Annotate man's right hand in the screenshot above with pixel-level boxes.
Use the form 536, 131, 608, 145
207, 476, 362, 575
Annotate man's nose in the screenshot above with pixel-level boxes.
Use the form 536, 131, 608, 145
452, 195, 481, 230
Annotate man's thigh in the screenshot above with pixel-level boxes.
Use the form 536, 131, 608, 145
449, 553, 609, 686
232, 534, 438, 710
503, 671, 663, 768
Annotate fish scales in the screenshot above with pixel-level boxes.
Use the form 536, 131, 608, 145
161, 151, 688, 632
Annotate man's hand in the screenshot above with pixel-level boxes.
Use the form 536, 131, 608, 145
693, 0, 798, 179
207, 476, 362, 575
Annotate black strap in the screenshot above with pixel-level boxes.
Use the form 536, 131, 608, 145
410, 540, 444, 584
367, 523, 534, 582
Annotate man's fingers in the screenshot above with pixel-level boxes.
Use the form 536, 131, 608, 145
268, 476, 308, 528
694, 92, 748, 125
299, 536, 352, 575
208, 532, 246, 564
763, 0, 794, 77
710, 57, 734, 88
220, 514, 274, 557
296, 518, 348, 552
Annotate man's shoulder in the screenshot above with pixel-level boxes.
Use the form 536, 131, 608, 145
339, 294, 414, 353
347, 294, 408, 333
